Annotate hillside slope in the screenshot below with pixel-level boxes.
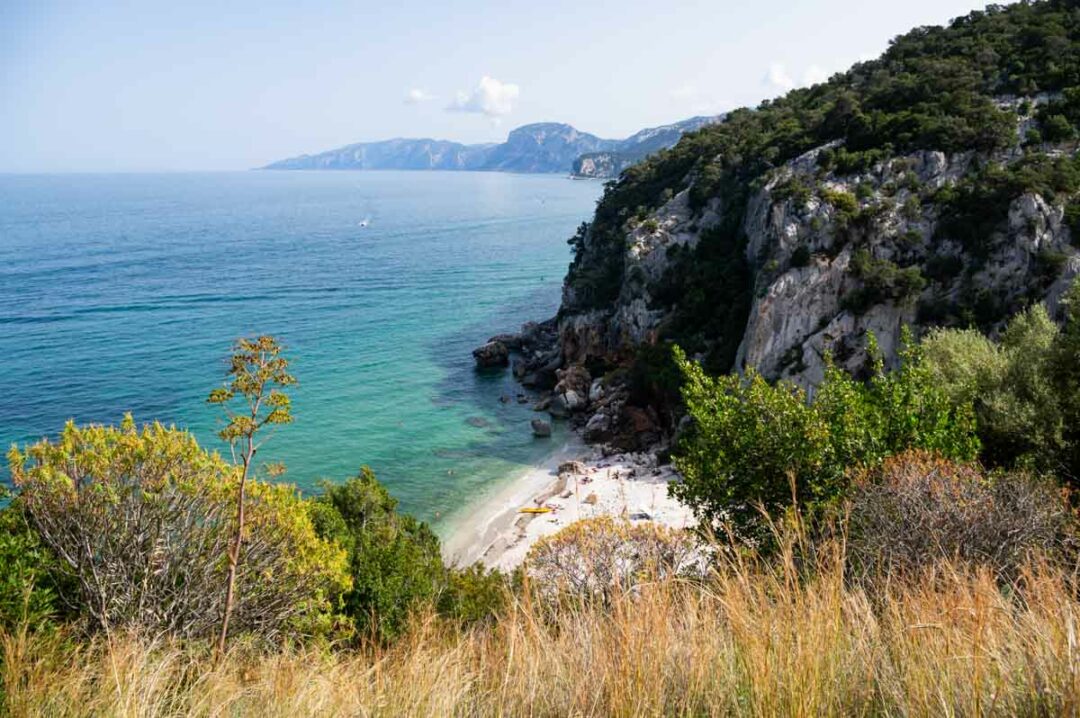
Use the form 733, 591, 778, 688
501, 0, 1080, 447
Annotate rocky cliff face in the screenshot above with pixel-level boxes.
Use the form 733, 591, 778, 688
735, 145, 1079, 389
483, 107, 1080, 450
558, 138, 1080, 392
473, 0, 1080, 452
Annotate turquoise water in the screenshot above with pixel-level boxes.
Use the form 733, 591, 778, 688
0, 171, 601, 530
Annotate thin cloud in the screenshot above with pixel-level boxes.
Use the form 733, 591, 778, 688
404, 88, 435, 104
447, 76, 520, 118
764, 62, 831, 93
766, 63, 796, 91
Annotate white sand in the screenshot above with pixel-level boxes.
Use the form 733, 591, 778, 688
442, 433, 695, 571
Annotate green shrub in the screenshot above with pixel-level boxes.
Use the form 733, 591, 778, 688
7, 418, 350, 641
923, 303, 1065, 472
772, 177, 813, 207
1041, 114, 1076, 142
438, 563, 511, 627
312, 468, 444, 644
842, 251, 926, 314
924, 253, 964, 283
672, 335, 978, 537
1065, 201, 1080, 245
901, 195, 922, 221
821, 188, 859, 217
0, 501, 61, 631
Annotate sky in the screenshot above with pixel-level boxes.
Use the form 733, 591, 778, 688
1, 0, 995, 173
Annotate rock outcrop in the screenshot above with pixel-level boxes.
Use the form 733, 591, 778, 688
497, 102, 1080, 452
472, 340, 510, 368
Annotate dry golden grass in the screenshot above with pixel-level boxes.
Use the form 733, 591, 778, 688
4, 545, 1080, 717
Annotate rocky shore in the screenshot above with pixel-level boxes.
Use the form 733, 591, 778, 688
452, 318, 689, 568
472, 317, 668, 453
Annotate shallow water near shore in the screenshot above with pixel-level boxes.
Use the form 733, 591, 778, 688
0, 170, 601, 531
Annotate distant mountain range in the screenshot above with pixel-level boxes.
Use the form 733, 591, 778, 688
262, 116, 723, 178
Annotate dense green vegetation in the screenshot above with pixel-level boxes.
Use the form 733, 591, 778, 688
566, 0, 1080, 369
672, 334, 979, 537
309, 470, 439, 642
922, 282, 1080, 482
671, 275, 1080, 546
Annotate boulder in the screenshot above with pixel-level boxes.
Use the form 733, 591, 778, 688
588, 378, 604, 403
558, 460, 588, 475
472, 340, 510, 368
548, 395, 570, 419
531, 419, 552, 438
583, 412, 612, 442
554, 364, 591, 400
562, 389, 585, 412
488, 333, 523, 350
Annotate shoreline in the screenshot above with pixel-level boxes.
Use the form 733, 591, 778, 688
442, 430, 695, 571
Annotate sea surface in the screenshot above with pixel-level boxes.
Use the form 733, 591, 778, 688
0, 171, 602, 532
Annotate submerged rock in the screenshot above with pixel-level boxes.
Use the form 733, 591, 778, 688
531, 419, 552, 437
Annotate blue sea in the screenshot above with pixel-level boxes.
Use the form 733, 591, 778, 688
0, 171, 601, 531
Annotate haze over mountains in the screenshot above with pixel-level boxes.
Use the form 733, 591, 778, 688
262, 116, 722, 177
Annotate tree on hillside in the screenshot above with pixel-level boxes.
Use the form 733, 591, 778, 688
310, 468, 445, 643
207, 336, 297, 653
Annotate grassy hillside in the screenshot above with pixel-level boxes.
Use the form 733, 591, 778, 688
4, 542, 1078, 716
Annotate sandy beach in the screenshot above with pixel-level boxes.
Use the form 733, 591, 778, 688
442, 432, 695, 571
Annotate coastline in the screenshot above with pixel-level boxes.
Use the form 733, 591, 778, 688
442, 429, 695, 571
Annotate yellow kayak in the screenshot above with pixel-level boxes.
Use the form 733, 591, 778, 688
518, 507, 553, 514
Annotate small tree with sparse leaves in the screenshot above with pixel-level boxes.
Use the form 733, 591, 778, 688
208, 335, 296, 653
